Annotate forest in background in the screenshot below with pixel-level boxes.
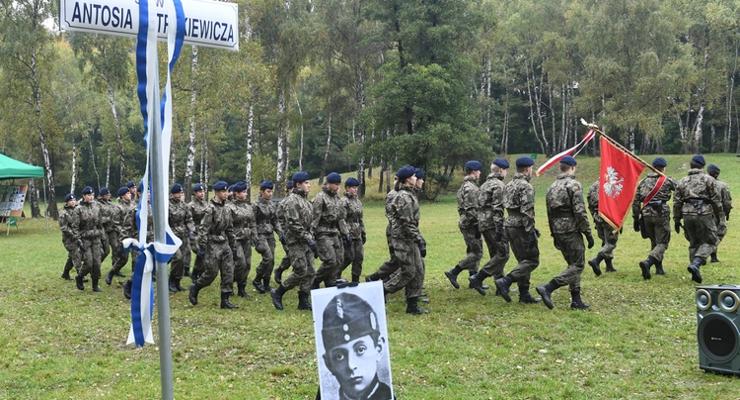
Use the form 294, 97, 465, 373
0, 0, 737, 218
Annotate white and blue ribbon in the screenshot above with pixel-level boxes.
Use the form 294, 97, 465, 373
126, 0, 186, 347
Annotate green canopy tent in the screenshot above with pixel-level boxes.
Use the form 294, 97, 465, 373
0, 153, 43, 231
0, 153, 44, 179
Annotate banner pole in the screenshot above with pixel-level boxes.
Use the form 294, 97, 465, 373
580, 120, 664, 176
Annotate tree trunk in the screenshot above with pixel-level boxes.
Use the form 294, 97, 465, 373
170, 147, 176, 186
294, 89, 304, 171
693, 105, 705, 153
31, 48, 58, 219
320, 112, 333, 184
245, 103, 254, 200
106, 82, 125, 182
275, 88, 288, 196
105, 148, 110, 188
725, 42, 737, 153
525, 61, 547, 155
71, 143, 78, 193
185, 46, 198, 202
378, 157, 385, 193
28, 178, 41, 218
89, 129, 101, 189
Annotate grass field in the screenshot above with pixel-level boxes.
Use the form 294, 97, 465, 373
1, 154, 738, 399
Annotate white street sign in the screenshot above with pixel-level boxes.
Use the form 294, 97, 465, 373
59, 0, 239, 51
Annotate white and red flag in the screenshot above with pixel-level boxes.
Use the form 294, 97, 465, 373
597, 136, 650, 229
536, 129, 596, 176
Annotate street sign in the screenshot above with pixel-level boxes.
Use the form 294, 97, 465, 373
59, 0, 239, 51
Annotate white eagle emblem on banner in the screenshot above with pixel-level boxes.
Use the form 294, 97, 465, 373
603, 166, 624, 198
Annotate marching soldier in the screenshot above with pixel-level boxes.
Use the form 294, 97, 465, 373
364, 176, 399, 283
469, 159, 510, 295
312, 172, 349, 289
59, 193, 80, 280
632, 158, 676, 278
273, 179, 294, 285
72, 186, 104, 292
188, 181, 238, 309
707, 164, 732, 262
674, 155, 724, 283
587, 180, 619, 275
168, 183, 195, 293
252, 180, 283, 293
122, 189, 154, 300
105, 187, 135, 285
271, 172, 316, 311
126, 181, 137, 200
338, 177, 366, 283
97, 188, 115, 265
230, 181, 257, 298
445, 161, 483, 289
189, 183, 209, 281
536, 156, 594, 310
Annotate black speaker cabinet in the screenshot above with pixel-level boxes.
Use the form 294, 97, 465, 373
696, 284, 740, 375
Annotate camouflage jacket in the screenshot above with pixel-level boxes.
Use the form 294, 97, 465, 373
504, 173, 536, 231
116, 198, 136, 238
312, 187, 348, 236
587, 181, 602, 224
254, 197, 282, 237
189, 197, 210, 227
674, 169, 723, 220
283, 188, 314, 245
72, 200, 103, 240
546, 173, 590, 235
229, 199, 257, 241
457, 176, 480, 229
131, 206, 154, 242
169, 197, 195, 239
97, 198, 117, 234
478, 172, 506, 231
632, 173, 676, 219
342, 193, 365, 239
198, 197, 235, 248
59, 204, 77, 242
389, 186, 421, 242
713, 178, 733, 219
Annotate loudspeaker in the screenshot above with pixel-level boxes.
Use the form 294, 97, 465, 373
696, 284, 740, 375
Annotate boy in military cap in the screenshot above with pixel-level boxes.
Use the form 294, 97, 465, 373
168, 183, 195, 292
73, 186, 104, 292
707, 164, 732, 263
229, 181, 257, 297
59, 193, 80, 280
338, 178, 366, 283
445, 160, 483, 289
105, 187, 134, 285
319, 292, 392, 400
274, 179, 294, 285
253, 179, 283, 293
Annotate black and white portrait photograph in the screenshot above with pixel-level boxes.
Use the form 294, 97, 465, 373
312, 281, 394, 400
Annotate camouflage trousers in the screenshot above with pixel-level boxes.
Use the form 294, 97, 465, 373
100, 234, 110, 264
100, 230, 120, 267
78, 236, 103, 281
195, 240, 234, 293
478, 227, 510, 279
282, 242, 315, 293
169, 236, 191, 282
232, 238, 253, 287
643, 215, 671, 262
313, 233, 344, 287
369, 227, 398, 281
551, 232, 585, 291
505, 226, 539, 291
110, 237, 130, 275
339, 238, 364, 279
594, 220, 619, 259
383, 239, 423, 299
62, 239, 82, 275
191, 247, 205, 279
717, 217, 728, 243
683, 214, 718, 261
456, 225, 482, 273
254, 235, 276, 283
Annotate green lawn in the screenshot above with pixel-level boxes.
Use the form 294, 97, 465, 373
1, 154, 738, 399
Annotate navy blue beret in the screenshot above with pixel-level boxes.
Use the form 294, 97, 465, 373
171, 183, 183, 194
192, 183, 205, 192
691, 154, 705, 167
260, 180, 274, 190
560, 156, 577, 166
465, 160, 482, 171
292, 171, 310, 183
515, 157, 534, 168
286, 180, 295, 189
652, 157, 667, 168
99, 187, 110, 196
396, 165, 416, 180
117, 187, 129, 197
81, 186, 94, 195
493, 158, 510, 169
213, 181, 229, 191
64, 193, 75, 202
126, 181, 136, 189
708, 164, 720, 174
345, 177, 360, 187
233, 181, 248, 192
326, 172, 341, 184
415, 168, 426, 179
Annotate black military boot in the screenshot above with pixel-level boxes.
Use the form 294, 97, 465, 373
62, 259, 74, 280
183, 267, 190, 277
271, 285, 287, 311
687, 257, 704, 283
92, 278, 102, 292
536, 280, 560, 310
220, 292, 238, 309
639, 256, 655, 280
169, 280, 178, 293
237, 283, 248, 298
468, 272, 488, 296
405, 297, 428, 315
604, 258, 617, 272
75, 274, 85, 291
297, 291, 312, 311
262, 277, 271, 293
351, 274, 360, 283
365, 273, 378, 282
188, 284, 200, 305
655, 260, 665, 275
175, 279, 185, 292
444, 265, 463, 289
123, 279, 132, 299
252, 279, 265, 294
710, 252, 719, 263
494, 276, 513, 302
61, 271, 72, 280
570, 289, 590, 310
274, 269, 283, 285
588, 254, 603, 276
105, 270, 114, 285
311, 278, 321, 290
519, 288, 540, 304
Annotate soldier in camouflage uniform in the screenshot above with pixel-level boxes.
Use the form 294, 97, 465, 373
493, 157, 540, 304
97, 188, 115, 265
364, 176, 399, 283
189, 183, 209, 281
72, 186, 104, 292
59, 193, 80, 280
168, 183, 195, 293
338, 177, 366, 283
189, 181, 238, 309
707, 164, 732, 263
271, 172, 315, 311
312, 172, 350, 289
252, 180, 283, 294
229, 181, 257, 298
273, 179, 293, 285
587, 180, 619, 275
445, 161, 483, 289
469, 159, 510, 295
384, 166, 427, 315
632, 157, 676, 279
535, 156, 594, 310
674, 155, 724, 283
105, 187, 135, 285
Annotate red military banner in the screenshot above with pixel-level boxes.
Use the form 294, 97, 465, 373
598, 136, 646, 229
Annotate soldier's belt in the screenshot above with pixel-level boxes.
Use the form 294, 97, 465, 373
549, 210, 574, 218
